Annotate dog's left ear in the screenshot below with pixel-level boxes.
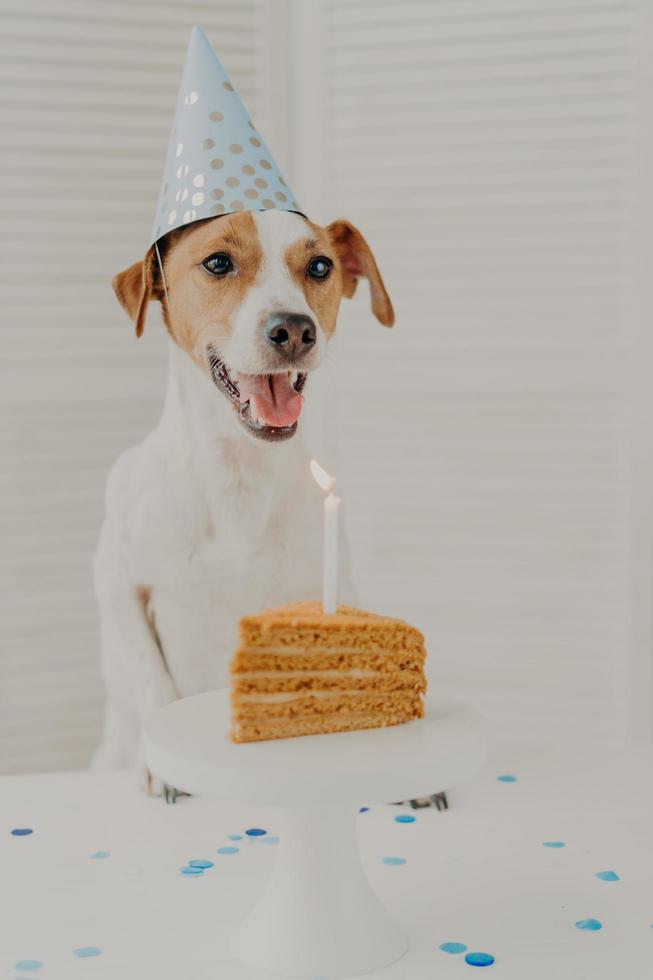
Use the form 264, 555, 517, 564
327, 219, 394, 327
112, 246, 160, 338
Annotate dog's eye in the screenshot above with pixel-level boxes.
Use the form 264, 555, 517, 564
307, 256, 332, 281
203, 253, 233, 277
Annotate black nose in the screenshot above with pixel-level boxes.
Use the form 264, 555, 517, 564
263, 313, 316, 359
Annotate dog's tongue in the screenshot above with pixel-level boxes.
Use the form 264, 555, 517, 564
238, 372, 303, 427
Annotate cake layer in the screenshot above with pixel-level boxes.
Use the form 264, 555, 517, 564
239, 601, 424, 653
231, 703, 423, 744
231, 690, 422, 722
232, 669, 427, 695
231, 649, 425, 674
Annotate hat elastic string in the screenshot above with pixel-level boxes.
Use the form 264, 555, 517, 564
154, 241, 170, 312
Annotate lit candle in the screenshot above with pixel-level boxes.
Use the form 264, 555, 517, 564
310, 459, 341, 615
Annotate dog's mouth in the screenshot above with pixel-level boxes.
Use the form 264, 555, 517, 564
208, 347, 308, 442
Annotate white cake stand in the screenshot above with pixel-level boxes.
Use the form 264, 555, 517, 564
144, 690, 487, 979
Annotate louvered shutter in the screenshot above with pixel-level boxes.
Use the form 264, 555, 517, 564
299, 0, 644, 747
0, 0, 285, 773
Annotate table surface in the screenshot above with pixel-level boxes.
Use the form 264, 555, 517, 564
2, 743, 653, 980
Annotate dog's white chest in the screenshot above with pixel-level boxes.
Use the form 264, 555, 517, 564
130, 460, 323, 698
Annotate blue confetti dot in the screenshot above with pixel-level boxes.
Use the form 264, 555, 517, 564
543, 841, 566, 848
245, 827, 267, 836
595, 870, 619, 882
440, 942, 468, 954
359, 807, 370, 813
262, 836, 280, 845
228, 834, 243, 840
382, 856, 406, 866
14, 962, 43, 972
90, 850, 110, 859
217, 846, 239, 855
180, 866, 204, 875
465, 951, 495, 967
189, 859, 214, 869
73, 947, 102, 958
575, 918, 602, 932
394, 814, 416, 824
497, 774, 517, 783
10, 828, 33, 836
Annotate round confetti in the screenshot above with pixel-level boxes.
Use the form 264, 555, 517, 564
255, 178, 268, 188
595, 870, 620, 881
543, 841, 566, 848
211, 188, 224, 199
226, 177, 240, 188
465, 951, 495, 967
180, 866, 204, 876
217, 846, 239, 855
229, 143, 243, 154
228, 834, 243, 840
262, 836, 280, 845
73, 947, 102, 958
14, 962, 43, 972
244, 188, 258, 199
497, 774, 517, 783
394, 814, 416, 824
223, 82, 234, 92
382, 856, 406, 866
209, 111, 223, 122
90, 851, 110, 859
575, 918, 602, 931
210, 158, 224, 170
189, 859, 214, 869
440, 942, 467, 955
211, 204, 226, 215
242, 164, 255, 175
260, 159, 272, 170
201, 138, 215, 150
230, 200, 244, 211
10, 828, 33, 836
359, 807, 370, 813
245, 828, 267, 837
249, 137, 261, 147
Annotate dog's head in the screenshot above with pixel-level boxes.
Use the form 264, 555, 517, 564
113, 210, 394, 442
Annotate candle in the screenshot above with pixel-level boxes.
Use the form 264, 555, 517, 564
310, 459, 341, 615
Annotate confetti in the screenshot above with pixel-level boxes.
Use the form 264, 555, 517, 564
575, 918, 602, 932
14, 962, 43, 972
90, 851, 110, 859
189, 859, 214, 869
10, 828, 33, 836
217, 846, 239, 855
394, 814, 416, 824
245, 828, 267, 837
440, 942, 468, 954
595, 870, 619, 882
497, 774, 517, 783
382, 856, 406, 866
543, 841, 566, 848
73, 947, 102, 958
465, 951, 495, 967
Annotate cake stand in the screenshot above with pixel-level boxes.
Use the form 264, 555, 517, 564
144, 690, 487, 978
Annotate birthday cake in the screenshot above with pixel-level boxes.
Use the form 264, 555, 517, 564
229, 601, 427, 743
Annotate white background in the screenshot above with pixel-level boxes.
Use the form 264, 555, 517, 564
1, 0, 652, 773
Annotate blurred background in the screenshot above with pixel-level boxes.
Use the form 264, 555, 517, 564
1, 0, 652, 773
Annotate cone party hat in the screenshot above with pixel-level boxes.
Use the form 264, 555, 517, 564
151, 25, 300, 245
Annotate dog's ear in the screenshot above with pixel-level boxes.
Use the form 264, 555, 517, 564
112, 246, 161, 338
326, 219, 394, 327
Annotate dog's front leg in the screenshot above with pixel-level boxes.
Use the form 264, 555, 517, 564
93, 585, 179, 799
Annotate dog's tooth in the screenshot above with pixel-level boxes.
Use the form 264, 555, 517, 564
290, 370, 298, 385
249, 396, 259, 423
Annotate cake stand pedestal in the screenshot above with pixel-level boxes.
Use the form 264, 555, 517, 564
144, 690, 487, 979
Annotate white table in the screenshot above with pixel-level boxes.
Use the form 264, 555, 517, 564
2, 743, 653, 979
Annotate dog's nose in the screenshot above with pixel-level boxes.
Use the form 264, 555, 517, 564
263, 313, 316, 359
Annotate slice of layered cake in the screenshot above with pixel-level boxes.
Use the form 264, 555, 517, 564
229, 601, 427, 743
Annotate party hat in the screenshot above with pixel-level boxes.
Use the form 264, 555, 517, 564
150, 25, 300, 245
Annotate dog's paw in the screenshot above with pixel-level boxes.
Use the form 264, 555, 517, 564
142, 767, 190, 805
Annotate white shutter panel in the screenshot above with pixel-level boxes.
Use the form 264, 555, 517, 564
304, 0, 641, 748
0, 0, 285, 773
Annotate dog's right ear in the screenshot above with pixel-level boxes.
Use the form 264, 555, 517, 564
112, 246, 160, 338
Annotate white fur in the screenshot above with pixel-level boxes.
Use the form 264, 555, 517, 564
92, 211, 350, 773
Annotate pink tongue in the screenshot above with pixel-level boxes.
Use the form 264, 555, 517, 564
237, 373, 303, 427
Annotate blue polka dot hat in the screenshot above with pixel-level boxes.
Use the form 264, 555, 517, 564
151, 25, 300, 246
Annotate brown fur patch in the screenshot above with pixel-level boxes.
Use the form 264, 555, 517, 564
284, 220, 343, 336
161, 212, 262, 369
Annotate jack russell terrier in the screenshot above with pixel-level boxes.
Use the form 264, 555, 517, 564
92, 208, 394, 793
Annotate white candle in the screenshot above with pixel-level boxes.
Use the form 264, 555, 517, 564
310, 459, 341, 615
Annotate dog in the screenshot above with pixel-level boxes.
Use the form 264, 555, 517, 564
92, 208, 394, 788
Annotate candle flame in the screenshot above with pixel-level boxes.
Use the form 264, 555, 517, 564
310, 459, 335, 493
